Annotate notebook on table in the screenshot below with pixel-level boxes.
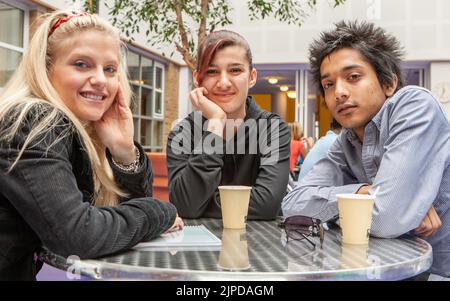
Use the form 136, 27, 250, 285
133, 225, 222, 251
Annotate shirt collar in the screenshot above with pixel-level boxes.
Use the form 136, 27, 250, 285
343, 95, 393, 145
371, 96, 392, 130
343, 128, 360, 146
244, 96, 262, 120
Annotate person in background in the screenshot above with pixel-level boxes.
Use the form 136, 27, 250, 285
0, 11, 181, 280
288, 122, 309, 174
167, 30, 290, 220
297, 119, 342, 181
282, 21, 449, 279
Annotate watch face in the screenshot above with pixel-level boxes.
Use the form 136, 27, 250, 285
432, 82, 450, 104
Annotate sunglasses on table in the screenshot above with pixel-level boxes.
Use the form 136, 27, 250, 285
279, 215, 324, 249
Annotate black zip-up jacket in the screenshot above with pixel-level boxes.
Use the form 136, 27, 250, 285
0, 108, 176, 280
167, 97, 290, 220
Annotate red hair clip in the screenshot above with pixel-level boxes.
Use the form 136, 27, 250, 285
48, 12, 89, 37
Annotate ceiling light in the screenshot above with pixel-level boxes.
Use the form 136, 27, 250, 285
280, 85, 289, 92
268, 77, 278, 84
287, 91, 296, 99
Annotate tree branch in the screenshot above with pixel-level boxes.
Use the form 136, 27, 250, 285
174, 0, 196, 71
198, 0, 209, 48
108, 0, 346, 71
176, 43, 196, 71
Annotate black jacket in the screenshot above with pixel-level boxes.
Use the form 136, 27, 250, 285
0, 109, 176, 280
167, 97, 290, 220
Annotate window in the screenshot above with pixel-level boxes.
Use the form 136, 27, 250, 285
404, 68, 427, 87
0, 1, 27, 88
127, 50, 165, 152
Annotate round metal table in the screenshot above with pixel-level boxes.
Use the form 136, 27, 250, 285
40, 218, 432, 280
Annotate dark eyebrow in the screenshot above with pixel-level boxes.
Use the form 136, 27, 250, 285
321, 64, 364, 80
208, 63, 245, 68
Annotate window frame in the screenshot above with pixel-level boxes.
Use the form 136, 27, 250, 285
0, 0, 29, 89
127, 48, 165, 152
152, 61, 165, 118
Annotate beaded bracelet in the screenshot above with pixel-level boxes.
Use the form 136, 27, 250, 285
111, 146, 141, 173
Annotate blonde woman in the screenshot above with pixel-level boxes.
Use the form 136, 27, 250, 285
288, 123, 313, 172
0, 11, 181, 280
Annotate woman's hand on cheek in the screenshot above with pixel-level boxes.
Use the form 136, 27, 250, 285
190, 87, 226, 121
190, 87, 227, 137
94, 85, 136, 164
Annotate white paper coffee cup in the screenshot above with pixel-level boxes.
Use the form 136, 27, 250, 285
219, 186, 252, 229
337, 193, 375, 245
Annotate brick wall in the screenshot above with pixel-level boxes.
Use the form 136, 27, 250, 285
163, 62, 180, 152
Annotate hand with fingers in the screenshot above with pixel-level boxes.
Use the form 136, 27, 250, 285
356, 185, 372, 195
190, 87, 227, 137
190, 87, 227, 120
356, 185, 442, 239
94, 85, 136, 164
415, 205, 442, 238
165, 216, 184, 234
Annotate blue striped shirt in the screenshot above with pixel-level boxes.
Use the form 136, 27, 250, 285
282, 86, 450, 277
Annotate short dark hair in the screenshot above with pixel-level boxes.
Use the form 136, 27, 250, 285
196, 30, 253, 84
309, 20, 405, 96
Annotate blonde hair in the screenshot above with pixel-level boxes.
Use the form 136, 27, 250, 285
0, 11, 132, 207
289, 122, 303, 141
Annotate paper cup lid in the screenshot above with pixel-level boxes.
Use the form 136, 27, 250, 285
218, 186, 252, 190
336, 193, 376, 200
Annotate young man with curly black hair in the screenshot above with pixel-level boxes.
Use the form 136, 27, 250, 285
283, 21, 449, 279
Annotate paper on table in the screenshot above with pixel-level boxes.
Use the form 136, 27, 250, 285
133, 225, 222, 251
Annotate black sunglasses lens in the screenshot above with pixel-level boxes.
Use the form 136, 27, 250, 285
285, 224, 313, 235
285, 216, 322, 227
290, 230, 313, 241
284, 216, 325, 247
286, 216, 313, 226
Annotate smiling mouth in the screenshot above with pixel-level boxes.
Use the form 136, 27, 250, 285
213, 93, 235, 100
80, 92, 106, 102
214, 91, 235, 96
